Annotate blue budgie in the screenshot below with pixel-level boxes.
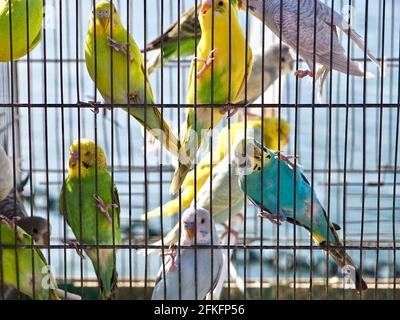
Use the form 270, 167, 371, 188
234, 137, 368, 292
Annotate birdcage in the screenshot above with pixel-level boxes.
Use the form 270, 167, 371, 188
0, 0, 399, 301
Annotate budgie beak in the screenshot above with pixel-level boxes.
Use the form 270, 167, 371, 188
96, 10, 110, 30
237, 0, 243, 9
201, 0, 213, 14
184, 221, 195, 239
69, 152, 79, 168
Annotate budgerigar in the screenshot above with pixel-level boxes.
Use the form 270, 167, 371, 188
59, 139, 122, 300
151, 207, 223, 300
0, 219, 60, 300
0, 145, 13, 201
234, 137, 368, 292
238, 0, 382, 96
0, 0, 43, 61
0, 190, 50, 245
85, 0, 184, 161
143, 118, 290, 221
145, 148, 244, 255
143, 4, 200, 75
236, 43, 294, 103
170, 0, 253, 194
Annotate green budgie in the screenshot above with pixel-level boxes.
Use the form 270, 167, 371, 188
0, 0, 43, 61
234, 137, 368, 293
59, 139, 121, 300
85, 0, 185, 161
0, 217, 60, 300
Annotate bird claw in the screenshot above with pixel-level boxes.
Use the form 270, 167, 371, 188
258, 211, 286, 225
275, 151, 299, 168
219, 105, 239, 118
0, 215, 24, 241
295, 69, 314, 78
159, 243, 178, 272
65, 240, 85, 259
128, 93, 140, 104
220, 223, 240, 240
93, 194, 118, 224
0, 214, 20, 229
194, 48, 218, 79
107, 37, 133, 61
78, 100, 101, 114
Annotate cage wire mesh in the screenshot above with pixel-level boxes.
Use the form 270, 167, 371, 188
0, 0, 399, 300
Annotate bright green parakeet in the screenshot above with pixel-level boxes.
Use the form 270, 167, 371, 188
59, 139, 122, 300
234, 137, 368, 293
0, 0, 43, 61
0, 218, 60, 300
85, 0, 185, 162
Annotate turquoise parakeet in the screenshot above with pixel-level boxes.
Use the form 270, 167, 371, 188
234, 138, 368, 292
0, 218, 60, 300
85, 0, 186, 161
59, 139, 122, 300
0, 0, 43, 61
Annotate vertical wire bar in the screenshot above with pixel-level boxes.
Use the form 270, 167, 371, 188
359, 0, 369, 298
226, 0, 233, 301
392, 15, 400, 299
277, 0, 284, 300
375, 0, 386, 298
126, 0, 133, 300
204, 0, 215, 301
243, 0, 250, 300
143, 0, 149, 298
92, 0, 100, 301
325, 0, 335, 299
293, 0, 301, 300
41, 0, 51, 299
158, 0, 167, 300
25, 0, 37, 300
309, 0, 318, 300
59, 0, 67, 300
343, 0, 352, 300
259, 0, 266, 300
177, 0, 183, 300
76, 0, 83, 299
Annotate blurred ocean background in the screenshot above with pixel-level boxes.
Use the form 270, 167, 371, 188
0, 0, 400, 298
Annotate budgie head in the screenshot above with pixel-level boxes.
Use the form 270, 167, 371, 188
199, 0, 239, 29
68, 139, 107, 178
262, 118, 291, 152
17, 217, 51, 245
233, 137, 274, 175
91, 0, 122, 35
181, 207, 215, 245
268, 44, 295, 75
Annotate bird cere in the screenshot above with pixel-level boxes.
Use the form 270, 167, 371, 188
1, 0, 396, 301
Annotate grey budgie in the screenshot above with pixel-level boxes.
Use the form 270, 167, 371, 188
239, 0, 382, 96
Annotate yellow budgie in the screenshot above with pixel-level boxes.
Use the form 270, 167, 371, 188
142, 118, 290, 221
85, 0, 184, 159
0, 0, 43, 61
170, 0, 253, 194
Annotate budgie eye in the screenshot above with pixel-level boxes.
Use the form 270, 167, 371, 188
200, 218, 205, 224
218, 1, 224, 6
281, 57, 286, 63
85, 151, 91, 157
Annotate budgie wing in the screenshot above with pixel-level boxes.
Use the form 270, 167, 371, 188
145, 4, 201, 52
272, 2, 345, 59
